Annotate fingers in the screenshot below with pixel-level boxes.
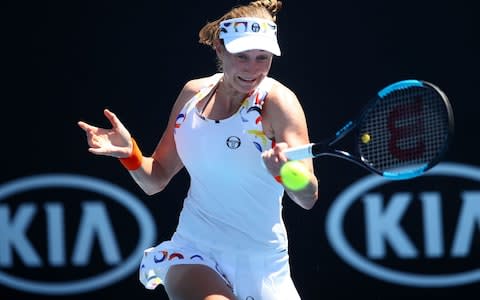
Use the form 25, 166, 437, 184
103, 108, 122, 129
272, 142, 289, 161
78, 119, 102, 149
78, 109, 131, 158
77, 120, 93, 132
87, 147, 111, 156
261, 142, 289, 174
78, 109, 124, 132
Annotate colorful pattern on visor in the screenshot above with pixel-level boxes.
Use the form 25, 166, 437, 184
219, 17, 281, 56
220, 17, 278, 37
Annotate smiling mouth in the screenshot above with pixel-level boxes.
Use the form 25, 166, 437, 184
239, 76, 256, 83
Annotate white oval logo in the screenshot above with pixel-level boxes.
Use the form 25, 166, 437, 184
0, 173, 156, 295
326, 162, 480, 287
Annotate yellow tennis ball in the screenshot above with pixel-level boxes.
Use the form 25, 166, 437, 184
280, 161, 310, 191
361, 133, 371, 144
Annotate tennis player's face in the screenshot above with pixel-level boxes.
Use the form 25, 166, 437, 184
222, 49, 273, 93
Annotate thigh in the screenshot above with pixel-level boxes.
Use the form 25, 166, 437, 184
165, 264, 236, 300
139, 239, 220, 290
231, 252, 301, 300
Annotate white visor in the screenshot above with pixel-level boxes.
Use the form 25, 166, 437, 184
219, 17, 281, 56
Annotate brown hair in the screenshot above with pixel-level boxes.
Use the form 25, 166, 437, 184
198, 0, 283, 49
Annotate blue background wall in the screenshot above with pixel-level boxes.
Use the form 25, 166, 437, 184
2, 0, 479, 299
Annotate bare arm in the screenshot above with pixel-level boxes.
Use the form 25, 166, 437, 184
261, 82, 318, 210
78, 80, 200, 195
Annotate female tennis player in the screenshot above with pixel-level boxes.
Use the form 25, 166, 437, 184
78, 0, 318, 299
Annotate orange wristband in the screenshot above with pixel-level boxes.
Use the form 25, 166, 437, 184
119, 138, 143, 171
274, 175, 283, 183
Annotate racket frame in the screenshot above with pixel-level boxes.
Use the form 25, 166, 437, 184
284, 80, 454, 180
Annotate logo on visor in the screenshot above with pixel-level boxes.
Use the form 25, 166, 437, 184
220, 18, 277, 36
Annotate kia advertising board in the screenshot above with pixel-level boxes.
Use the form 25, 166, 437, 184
2, 0, 479, 299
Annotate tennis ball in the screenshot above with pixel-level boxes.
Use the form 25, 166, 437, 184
361, 133, 371, 144
280, 161, 310, 191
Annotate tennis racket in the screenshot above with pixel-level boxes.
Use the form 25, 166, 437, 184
285, 80, 454, 180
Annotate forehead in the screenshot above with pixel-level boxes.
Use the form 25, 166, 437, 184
233, 49, 273, 56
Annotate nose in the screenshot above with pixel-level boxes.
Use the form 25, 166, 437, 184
243, 58, 261, 73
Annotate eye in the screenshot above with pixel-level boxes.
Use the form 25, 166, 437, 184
256, 55, 269, 62
236, 54, 248, 61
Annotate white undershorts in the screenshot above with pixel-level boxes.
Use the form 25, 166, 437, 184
139, 234, 301, 300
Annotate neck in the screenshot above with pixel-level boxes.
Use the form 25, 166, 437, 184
200, 81, 249, 120
216, 82, 248, 110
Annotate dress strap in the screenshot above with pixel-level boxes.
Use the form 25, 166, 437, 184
248, 77, 275, 112
179, 73, 223, 116
191, 73, 223, 104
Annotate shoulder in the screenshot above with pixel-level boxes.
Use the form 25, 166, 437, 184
172, 73, 222, 109
261, 77, 306, 139
182, 73, 223, 95
263, 77, 301, 112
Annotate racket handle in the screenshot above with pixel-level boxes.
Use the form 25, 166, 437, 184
284, 143, 315, 160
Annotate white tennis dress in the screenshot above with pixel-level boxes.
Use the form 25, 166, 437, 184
139, 73, 301, 300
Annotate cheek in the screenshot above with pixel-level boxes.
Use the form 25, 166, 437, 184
221, 58, 241, 73
264, 58, 273, 69
263, 61, 272, 71
256, 61, 272, 74
221, 60, 234, 73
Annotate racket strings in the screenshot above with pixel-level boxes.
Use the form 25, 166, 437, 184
358, 87, 450, 173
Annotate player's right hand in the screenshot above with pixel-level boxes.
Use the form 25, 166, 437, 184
77, 109, 133, 158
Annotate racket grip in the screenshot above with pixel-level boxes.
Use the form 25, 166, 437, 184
284, 143, 315, 160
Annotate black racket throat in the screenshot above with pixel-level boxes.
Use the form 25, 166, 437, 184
310, 132, 373, 170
